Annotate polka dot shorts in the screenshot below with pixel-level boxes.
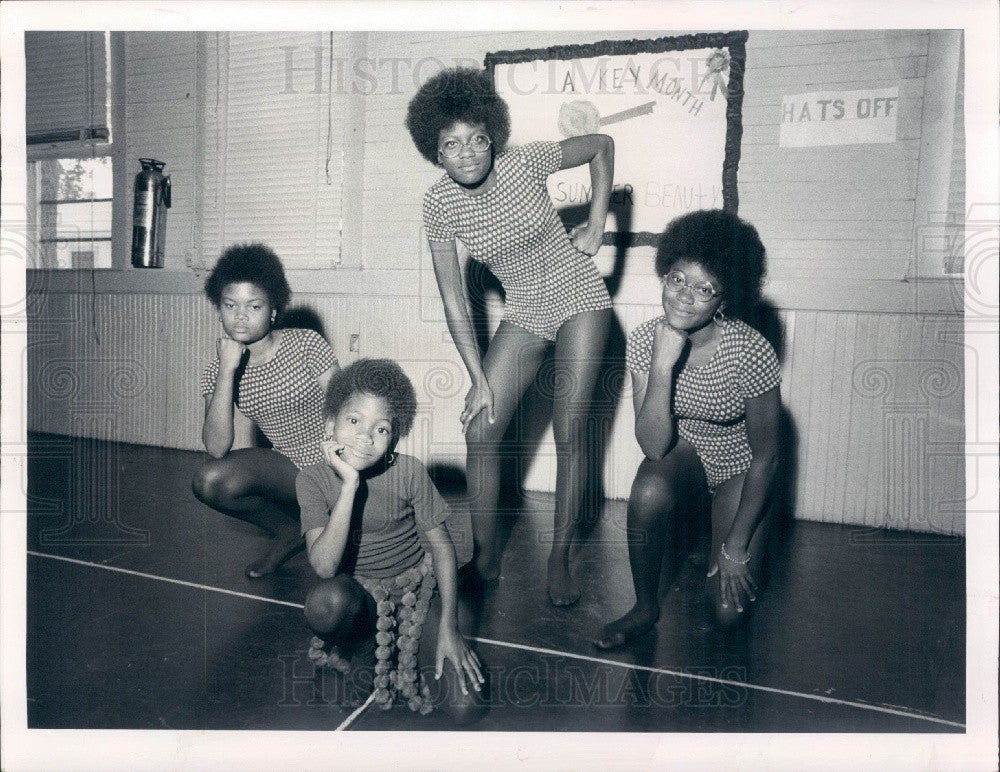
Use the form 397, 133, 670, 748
423, 141, 611, 341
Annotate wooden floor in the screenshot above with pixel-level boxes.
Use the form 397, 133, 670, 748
25, 433, 965, 733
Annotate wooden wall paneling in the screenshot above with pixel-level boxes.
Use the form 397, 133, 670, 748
873, 313, 907, 528
103, 294, 168, 447
919, 314, 965, 535
164, 293, 218, 450
743, 55, 927, 89
841, 312, 877, 523
807, 310, 846, 524
124, 32, 198, 271
27, 291, 72, 437
823, 312, 859, 516
26, 288, 967, 532
784, 311, 818, 519
745, 32, 929, 70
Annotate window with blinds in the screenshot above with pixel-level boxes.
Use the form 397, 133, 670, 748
199, 32, 347, 270
25, 31, 115, 269
26, 31, 110, 146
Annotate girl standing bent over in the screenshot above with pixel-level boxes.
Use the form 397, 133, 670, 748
407, 67, 615, 606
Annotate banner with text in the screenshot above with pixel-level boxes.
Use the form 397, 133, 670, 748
495, 49, 730, 236
779, 87, 899, 147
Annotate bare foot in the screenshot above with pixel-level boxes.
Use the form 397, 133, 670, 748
546, 563, 580, 607
593, 605, 659, 649
244, 534, 305, 579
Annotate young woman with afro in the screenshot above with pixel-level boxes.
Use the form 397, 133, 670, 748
193, 243, 339, 578
595, 210, 782, 649
406, 67, 615, 607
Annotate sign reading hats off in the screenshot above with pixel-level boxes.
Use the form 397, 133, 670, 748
779, 87, 899, 147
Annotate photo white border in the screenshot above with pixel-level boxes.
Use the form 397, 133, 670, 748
2, 1, 997, 770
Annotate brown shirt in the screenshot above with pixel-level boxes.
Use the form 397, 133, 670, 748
296, 453, 449, 579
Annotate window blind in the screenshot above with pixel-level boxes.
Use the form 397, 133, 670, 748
200, 32, 346, 270
26, 31, 110, 145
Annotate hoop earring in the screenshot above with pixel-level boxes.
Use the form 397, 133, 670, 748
386, 451, 397, 467
714, 308, 726, 325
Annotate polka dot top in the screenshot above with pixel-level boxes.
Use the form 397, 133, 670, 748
626, 317, 780, 487
200, 328, 338, 469
422, 141, 611, 341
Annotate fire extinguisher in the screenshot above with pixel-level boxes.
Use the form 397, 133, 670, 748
131, 158, 171, 268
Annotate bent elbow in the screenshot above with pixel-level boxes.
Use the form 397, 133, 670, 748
636, 424, 673, 461
309, 556, 336, 580
637, 435, 668, 462
311, 564, 335, 581
204, 442, 228, 460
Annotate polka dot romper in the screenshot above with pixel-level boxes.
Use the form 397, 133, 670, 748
423, 140, 612, 342
200, 328, 338, 469
626, 317, 781, 488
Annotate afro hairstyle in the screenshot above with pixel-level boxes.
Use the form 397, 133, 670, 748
204, 243, 291, 315
405, 67, 511, 165
654, 209, 767, 319
323, 358, 418, 440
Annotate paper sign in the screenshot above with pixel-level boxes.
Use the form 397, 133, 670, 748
779, 87, 899, 147
495, 49, 730, 235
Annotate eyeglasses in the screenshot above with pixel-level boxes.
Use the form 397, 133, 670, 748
438, 133, 492, 158
661, 270, 723, 302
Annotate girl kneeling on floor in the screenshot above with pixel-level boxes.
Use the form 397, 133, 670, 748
298, 359, 486, 722
595, 210, 781, 649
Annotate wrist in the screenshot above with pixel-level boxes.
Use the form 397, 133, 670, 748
337, 479, 360, 497
720, 541, 751, 564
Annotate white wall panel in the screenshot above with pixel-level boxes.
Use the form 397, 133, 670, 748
26, 289, 966, 535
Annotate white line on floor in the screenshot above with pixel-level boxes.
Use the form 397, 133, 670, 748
27, 551, 304, 608
29, 550, 965, 730
467, 635, 966, 729
28, 551, 371, 730
336, 691, 377, 731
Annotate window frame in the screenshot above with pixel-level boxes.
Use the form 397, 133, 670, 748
26, 32, 127, 270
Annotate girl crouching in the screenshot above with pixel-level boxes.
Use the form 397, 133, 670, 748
298, 359, 486, 723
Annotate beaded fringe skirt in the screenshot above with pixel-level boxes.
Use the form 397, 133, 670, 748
307, 552, 437, 714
